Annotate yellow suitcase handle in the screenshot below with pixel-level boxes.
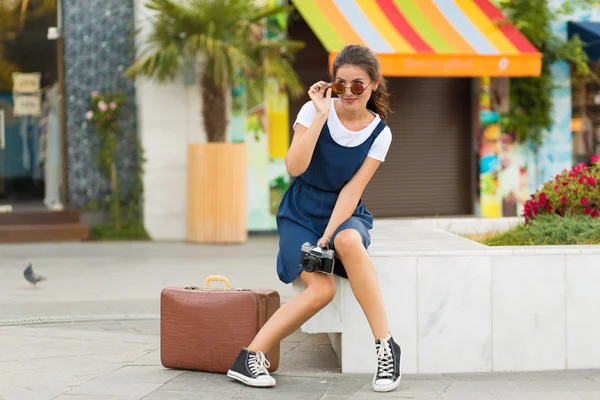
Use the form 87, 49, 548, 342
204, 275, 231, 290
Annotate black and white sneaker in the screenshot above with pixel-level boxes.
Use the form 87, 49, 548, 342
372, 333, 402, 392
227, 348, 276, 388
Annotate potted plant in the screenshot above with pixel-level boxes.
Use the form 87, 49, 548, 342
125, 0, 303, 243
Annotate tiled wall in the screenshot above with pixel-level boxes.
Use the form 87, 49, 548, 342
63, 0, 138, 209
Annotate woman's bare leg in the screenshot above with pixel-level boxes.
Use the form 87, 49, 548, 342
247, 271, 336, 354
334, 229, 389, 340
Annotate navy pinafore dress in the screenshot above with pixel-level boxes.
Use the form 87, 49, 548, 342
275, 117, 388, 284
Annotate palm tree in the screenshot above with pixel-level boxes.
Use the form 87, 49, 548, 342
125, 0, 304, 142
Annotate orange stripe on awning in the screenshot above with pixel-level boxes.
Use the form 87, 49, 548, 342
414, 0, 476, 54
314, 0, 367, 47
455, 0, 519, 55
356, 0, 414, 53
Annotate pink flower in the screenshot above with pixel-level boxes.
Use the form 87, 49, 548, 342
586, 207, 592, 215
578, 176, 585, 184
537, 193, 548, 207
98, 101, 108, 111
85, 111, 93, 120
592, 210, 599, 218
588, 177, 596, 186
561, 196, 567, 204
523, 199, 540, 224
91, 91, 99, 98
581, 197, 589, 206
109, 102, 117, 110
592, 154, 599, 163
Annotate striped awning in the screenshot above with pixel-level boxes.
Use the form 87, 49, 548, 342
290, 0, 542, 77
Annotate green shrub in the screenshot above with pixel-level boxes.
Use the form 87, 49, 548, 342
482, 214, 600, 246
90, 223, 150, 241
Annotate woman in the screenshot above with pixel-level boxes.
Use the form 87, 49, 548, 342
227, 44, 401, 393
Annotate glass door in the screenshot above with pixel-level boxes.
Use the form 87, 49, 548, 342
0, 0, 61, 210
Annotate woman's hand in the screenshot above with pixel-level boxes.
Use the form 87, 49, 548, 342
308, 81, 332, 117
317, 236, 331, 249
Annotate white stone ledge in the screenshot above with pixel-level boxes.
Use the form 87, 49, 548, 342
369, 247, 600, 256
294, 219, 600, 375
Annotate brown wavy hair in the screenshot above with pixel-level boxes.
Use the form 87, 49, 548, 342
331, 44, 392, 121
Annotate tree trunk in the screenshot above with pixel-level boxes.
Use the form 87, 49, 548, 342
201, 72, 227, 142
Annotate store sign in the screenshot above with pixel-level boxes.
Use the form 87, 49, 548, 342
12, 72, 41, 93
13, 95, 41, 116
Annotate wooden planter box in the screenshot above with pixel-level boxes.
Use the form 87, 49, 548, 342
186, 143, 247, 244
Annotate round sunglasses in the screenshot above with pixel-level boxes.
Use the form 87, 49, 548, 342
331, 81, 372, 96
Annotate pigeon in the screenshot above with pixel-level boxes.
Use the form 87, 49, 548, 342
23, 263, 46, 287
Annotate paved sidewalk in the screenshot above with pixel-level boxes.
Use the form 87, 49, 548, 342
3, 318, 600, 400
1, 238, 600, 399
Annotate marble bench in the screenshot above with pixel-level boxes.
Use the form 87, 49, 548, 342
292, 217, 600, 374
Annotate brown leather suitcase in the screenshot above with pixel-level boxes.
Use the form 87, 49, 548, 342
160, 275, 280, 373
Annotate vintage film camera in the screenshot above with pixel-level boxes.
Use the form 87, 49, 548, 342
299, 242, 336, 274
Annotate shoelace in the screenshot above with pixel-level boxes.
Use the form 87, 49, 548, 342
376, 338, 394, 379
248, 351, 271, 376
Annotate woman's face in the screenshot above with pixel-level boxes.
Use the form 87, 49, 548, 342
333, 65, 378, 113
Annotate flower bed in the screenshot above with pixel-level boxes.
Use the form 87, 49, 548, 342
481, 214, 600, 246
480, 155, 600, 246
524, 155, 600, 223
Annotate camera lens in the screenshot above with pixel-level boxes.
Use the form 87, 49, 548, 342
301, 255, 321, 272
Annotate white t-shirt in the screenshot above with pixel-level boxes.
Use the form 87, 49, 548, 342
293, 99, 392, 162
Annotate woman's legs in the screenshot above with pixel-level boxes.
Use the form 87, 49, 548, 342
334, 228, 402, 393
247, 270, 336, 354
333, 228, 389, 340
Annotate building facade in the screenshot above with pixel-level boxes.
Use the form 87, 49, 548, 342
536, 1, 600, 185
0, 0, 138, 219
134, 0, 543, 239
11, 0, 588, 242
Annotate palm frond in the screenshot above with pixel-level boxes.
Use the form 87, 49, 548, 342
247, 3, 295, 24
242, 4, 294, 40
261, 57, 304, 99
128, 0, 306, 133
124, 43, 182, 83
143, 0, 182, 14
255, 38, 305, 54
186, 30, 257, 88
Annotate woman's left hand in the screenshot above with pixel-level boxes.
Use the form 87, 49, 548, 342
317, 237, 331, 249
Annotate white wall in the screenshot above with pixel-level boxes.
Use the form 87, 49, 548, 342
133, 0, 206, 240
